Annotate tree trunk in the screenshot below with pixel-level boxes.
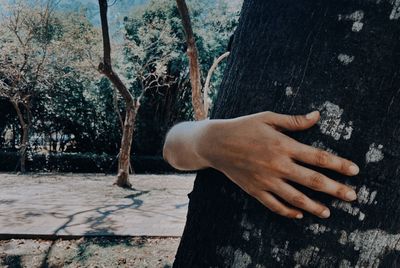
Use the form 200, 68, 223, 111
174, 0, 400, 267
20, 125, 28, 173
11, 101, 29, 173
176, 0, 206, 121
115, 106, 136, 188
98, 0, 137, 188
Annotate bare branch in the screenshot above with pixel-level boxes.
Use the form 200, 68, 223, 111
203, 51, 230, 117
98, 0, 134, 107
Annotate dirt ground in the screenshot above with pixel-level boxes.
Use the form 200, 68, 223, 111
0, 173, 194, 268
0, 237, 180, 268
0, 173, 195, 237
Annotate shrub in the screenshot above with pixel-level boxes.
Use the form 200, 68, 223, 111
0, 151, 179, 174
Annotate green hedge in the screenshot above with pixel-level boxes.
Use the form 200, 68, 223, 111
0, 151, 178, 174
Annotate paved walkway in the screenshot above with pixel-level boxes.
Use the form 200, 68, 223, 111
0, 173, 195, 237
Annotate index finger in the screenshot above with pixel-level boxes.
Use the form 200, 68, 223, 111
289, 141, 359, 176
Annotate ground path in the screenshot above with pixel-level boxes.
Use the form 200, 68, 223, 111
0, 173, 195, 267
0, 173, 195, 237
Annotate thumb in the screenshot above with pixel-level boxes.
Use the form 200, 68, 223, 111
263, 110, 320, 131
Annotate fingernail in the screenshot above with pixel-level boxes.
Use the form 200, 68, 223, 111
349, 164, 359, 175
321, 209, 330, 218
345, 190, 357, 201
306, 111, 319, 120
296, 214, 303, 219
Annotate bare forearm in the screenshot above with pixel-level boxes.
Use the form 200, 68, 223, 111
163, 120, 215, 171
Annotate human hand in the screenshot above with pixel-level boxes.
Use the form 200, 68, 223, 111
195, 111, 359, 219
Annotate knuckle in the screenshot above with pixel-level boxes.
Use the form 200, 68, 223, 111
291, 195, 307, 207
308, 172, 325, 190
279, 163, 292, 177
281, 211, 293, 218
260, 179, 273, 191
289, 115, 303, 128
269, 158, 290, 174
340, 160, 350, 173
271, 137, 283, 148
336, 186, 349, 199
263, 111, 273, 117
314, 205, 327, 216
287, 211, 300, 218
275, 207, 290, 217
268, 158, 284, 171
315, 150, 330, 167
247, 187, 257, 196
261, 111, 273, 121
264, 177, 282, 192
268, 205, 280, 214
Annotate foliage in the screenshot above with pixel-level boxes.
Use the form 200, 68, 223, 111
0, 1, 102, 158
0, 0, 242, 169
0, 1, 99, 103
37, 76, 122, 154
124, 0, 240, 154
0, 151, 176, 173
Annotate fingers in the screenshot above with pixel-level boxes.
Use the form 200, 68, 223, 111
284, 163, 357, 201
290, 142, 359, 176
258, 110, 359, 175
271, 180, 331, 218
259, 110, 320, 131
254, 190, 303, 219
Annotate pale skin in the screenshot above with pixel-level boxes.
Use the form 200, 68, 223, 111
163, 110, 359, 219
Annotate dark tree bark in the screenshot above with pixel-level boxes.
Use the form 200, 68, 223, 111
175, 0, 400, 267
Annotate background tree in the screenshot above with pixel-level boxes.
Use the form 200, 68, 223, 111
125, 0, 239, 157
176, 0, 232, 120
175, 0, 205, 120
0, 0, 101, 171
98, 0, 179, 187
0, 0, 63, 172
98, 0, 137, 187
174, 0, 400, 267
0, 0, 241, 173
0, 99, 16, 149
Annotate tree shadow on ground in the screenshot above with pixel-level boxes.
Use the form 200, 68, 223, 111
1, 254, 23, 268
39, 189, 150, 268
0, 199, 17, 205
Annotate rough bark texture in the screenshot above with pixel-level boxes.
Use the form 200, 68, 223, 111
176, 0, 206, 121
175, 0, 400, 267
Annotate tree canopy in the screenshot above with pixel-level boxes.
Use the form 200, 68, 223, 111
0, 0, 242, 172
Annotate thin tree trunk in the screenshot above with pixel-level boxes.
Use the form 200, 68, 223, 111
115, 106, 136, 188
10, 100, 28, 173
112, 88, 124, 131
176, 0, 206, 121
20, 125, 28, 172
98, 0, 137, 188
175, 0, 400, 267
12, 124, 16, 148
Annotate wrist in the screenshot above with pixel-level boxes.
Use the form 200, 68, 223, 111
194, 119, 228, 170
